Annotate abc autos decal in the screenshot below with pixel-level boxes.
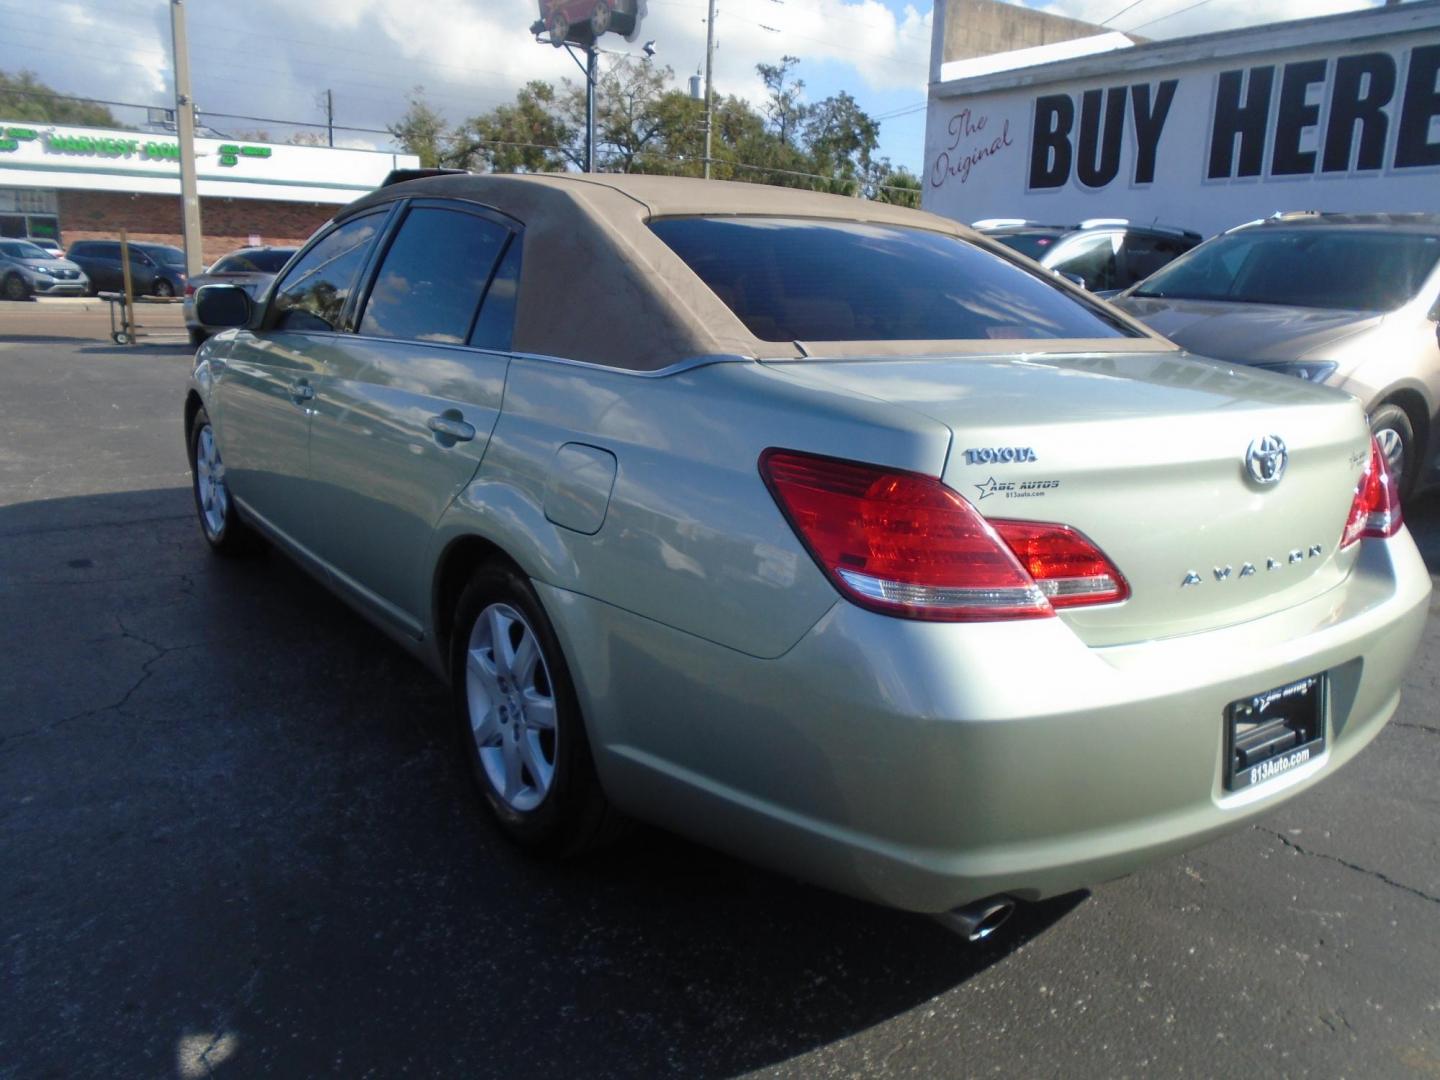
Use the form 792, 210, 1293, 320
923, 36, 1440, 237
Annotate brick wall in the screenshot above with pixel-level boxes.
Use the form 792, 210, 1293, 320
57, 190, 335, 264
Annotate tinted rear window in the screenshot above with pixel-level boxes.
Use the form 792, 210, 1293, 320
212, 250, 295, 274
650, 217, 1131, 342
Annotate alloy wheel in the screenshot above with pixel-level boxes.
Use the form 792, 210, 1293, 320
193, 424, 230, 538
465, 603, 559, 813
1374, 425, 1405, 485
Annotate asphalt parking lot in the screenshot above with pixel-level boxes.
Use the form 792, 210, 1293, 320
2, 306, 1439, 1078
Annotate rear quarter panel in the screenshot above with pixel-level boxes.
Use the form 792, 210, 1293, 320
429, 357, 954, 659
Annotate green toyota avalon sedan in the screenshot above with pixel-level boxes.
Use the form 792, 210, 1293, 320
186, 172, 1430, 938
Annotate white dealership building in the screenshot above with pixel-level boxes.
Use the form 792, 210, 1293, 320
923, 0, 1440, 236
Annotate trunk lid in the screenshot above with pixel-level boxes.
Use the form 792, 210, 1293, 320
765, 351, 1371, 647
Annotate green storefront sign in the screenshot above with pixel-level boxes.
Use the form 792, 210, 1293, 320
0, 129, 274, 167
216, 143, 272, 167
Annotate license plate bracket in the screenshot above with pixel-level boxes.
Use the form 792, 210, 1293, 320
1224, 674, 1326, 792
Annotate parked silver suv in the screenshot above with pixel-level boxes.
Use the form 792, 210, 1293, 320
185, 174, 1428, 929
1115, 212, 1440, 498
0, 239, 88, 299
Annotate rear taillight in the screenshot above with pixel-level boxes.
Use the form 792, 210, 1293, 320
184, 284, 196, 296
991, 520, 1130, 608
1340, 436, 1403, 548
759, 449, 1126, 621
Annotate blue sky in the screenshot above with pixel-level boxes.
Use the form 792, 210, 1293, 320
0, 0, 1398, 176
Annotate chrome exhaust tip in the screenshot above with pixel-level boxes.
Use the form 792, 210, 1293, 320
934, 896, 1017, 942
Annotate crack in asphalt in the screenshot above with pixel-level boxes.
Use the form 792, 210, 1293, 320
0, 617, 204, 751
1390, 721, 1440, 736
1255, 826, 1440, 906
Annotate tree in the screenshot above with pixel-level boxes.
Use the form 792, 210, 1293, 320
289, 130, 331, 147
389, 88, 451, 168
382, 57, 918, 206
870, 164, 922, 208
579, 57, 675, 173
0, 70, 121, 127
452, 81, 579, 173
756, 56, 807, 146
804, 92, 880, 194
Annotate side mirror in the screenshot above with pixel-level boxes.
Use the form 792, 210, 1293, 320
195, 283, 253, 328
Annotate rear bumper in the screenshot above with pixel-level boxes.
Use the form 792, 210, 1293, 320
544, 529, 1432, 913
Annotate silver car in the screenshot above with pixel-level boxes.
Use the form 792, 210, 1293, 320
1114, 212, 1440, 499
185, 174, 1429, 934
0, 239, 89, 299
183, 246, 297, 347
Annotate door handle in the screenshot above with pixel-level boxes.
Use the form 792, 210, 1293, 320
427, 414, 476, 442
289, 379, 314, 405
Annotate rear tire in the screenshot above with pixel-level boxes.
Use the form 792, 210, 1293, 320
154, 278, 175, 298
451, 563, 619, 855
188, 407, 256, 555
1369, 403, 1417, 501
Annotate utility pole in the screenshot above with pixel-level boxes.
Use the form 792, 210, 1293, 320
326, 88, 334, 147
703, 0, 716, 179
169, 0, 203, 279
586, 44, 598, 173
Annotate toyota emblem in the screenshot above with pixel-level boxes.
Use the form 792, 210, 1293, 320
1246, 435, 1288, 485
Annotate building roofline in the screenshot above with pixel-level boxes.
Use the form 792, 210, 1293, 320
931, 0, 1440, 99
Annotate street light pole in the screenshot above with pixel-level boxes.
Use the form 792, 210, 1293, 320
703, 0, 715, 179
169, 0, 203, 279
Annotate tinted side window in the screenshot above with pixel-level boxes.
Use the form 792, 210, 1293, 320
469, 236, 522, 352
271, 213, 384, 333
1124, 235, 1188, 284
651, 217, 1132, 342
1046, 232, 1121, 291
358, 207, 509, 344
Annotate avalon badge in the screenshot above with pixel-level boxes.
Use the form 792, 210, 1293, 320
1246, 435, 1288, 485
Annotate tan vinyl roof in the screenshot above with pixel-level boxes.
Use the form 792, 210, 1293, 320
342, 172, 1168, 371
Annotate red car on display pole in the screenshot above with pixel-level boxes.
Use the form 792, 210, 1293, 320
538, 0, 643, 44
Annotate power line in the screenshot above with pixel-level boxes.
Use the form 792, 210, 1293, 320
1100, 0, 1152, 26
0, 86, 166, 115
1124, 0, 1221, 33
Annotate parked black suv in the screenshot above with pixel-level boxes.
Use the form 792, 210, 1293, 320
973, 219, 1202, 296
66, 240, 188, 297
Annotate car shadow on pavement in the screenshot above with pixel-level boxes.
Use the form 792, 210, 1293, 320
76, 343, 195, 357
0, 487, 1086, 1078
1406, 489, 1440, 572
